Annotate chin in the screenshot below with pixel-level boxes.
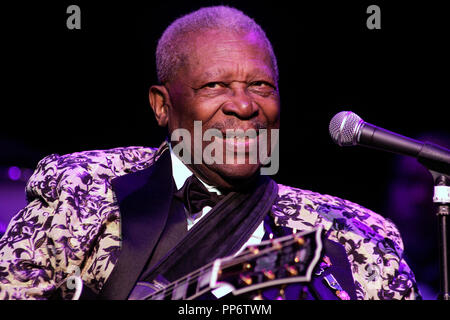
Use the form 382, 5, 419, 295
209, 163, 261, 184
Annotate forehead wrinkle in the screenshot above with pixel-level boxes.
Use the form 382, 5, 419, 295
184, 31, 276, 82
198, 63, 275, 83
201, 68, 227, 80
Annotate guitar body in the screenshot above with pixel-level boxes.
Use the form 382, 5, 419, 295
55, 227, 325, 300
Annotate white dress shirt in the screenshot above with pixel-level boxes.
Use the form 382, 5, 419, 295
170, 147, 265, 249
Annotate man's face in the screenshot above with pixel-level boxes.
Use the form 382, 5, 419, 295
160, 29, 280, 189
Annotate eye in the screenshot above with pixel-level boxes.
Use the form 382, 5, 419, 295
202, 82, 226, 89
250, 81, 275, 89
248, 81, 277, 96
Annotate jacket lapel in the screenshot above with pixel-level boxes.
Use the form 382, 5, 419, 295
97, 149, 174, 300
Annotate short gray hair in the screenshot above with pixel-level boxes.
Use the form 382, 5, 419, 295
156, 6, 279, 84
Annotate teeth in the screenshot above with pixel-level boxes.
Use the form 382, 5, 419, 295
225, 137, 250, 141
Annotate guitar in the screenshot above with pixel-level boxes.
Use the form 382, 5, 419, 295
61, 227, 324, 300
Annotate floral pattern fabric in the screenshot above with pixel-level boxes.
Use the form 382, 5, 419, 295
0, 143, 420, 299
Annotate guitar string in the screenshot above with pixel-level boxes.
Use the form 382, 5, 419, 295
144, 262, 215, 300
145, 237, 303, 300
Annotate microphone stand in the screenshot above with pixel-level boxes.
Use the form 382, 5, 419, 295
417, 143, 449, 300
425, 169, 449, 300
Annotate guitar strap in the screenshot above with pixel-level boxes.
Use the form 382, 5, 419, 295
137, 174, 279, 289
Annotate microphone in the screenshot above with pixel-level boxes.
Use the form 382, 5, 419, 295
329, 111, 450, 175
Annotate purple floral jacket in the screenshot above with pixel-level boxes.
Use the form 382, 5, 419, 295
0, 142, 420, 299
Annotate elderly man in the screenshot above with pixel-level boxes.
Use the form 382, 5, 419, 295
0, 6, 420, 300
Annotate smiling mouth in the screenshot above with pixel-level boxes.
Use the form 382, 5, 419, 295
207, 129, 260, 156
217, 135, 258, 149
171, 122, 278, 170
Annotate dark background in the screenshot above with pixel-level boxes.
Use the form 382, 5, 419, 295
0, 0, 448, 298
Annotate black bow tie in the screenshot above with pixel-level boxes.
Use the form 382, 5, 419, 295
174, 175, 225, 216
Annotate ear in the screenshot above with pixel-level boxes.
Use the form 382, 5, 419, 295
149, 85, 171, 127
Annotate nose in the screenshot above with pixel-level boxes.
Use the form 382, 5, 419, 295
221, 87, 258, 120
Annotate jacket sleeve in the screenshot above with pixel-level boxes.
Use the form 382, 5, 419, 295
0, 146, 156, 300
0, 154, 79, 299
376, 216, 422, 300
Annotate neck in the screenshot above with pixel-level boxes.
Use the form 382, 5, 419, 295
186, 163, 261, 193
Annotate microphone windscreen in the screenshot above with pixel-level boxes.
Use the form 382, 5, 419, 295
329, 111, 363, 146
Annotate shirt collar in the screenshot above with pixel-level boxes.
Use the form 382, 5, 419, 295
169, 143, 222, 195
